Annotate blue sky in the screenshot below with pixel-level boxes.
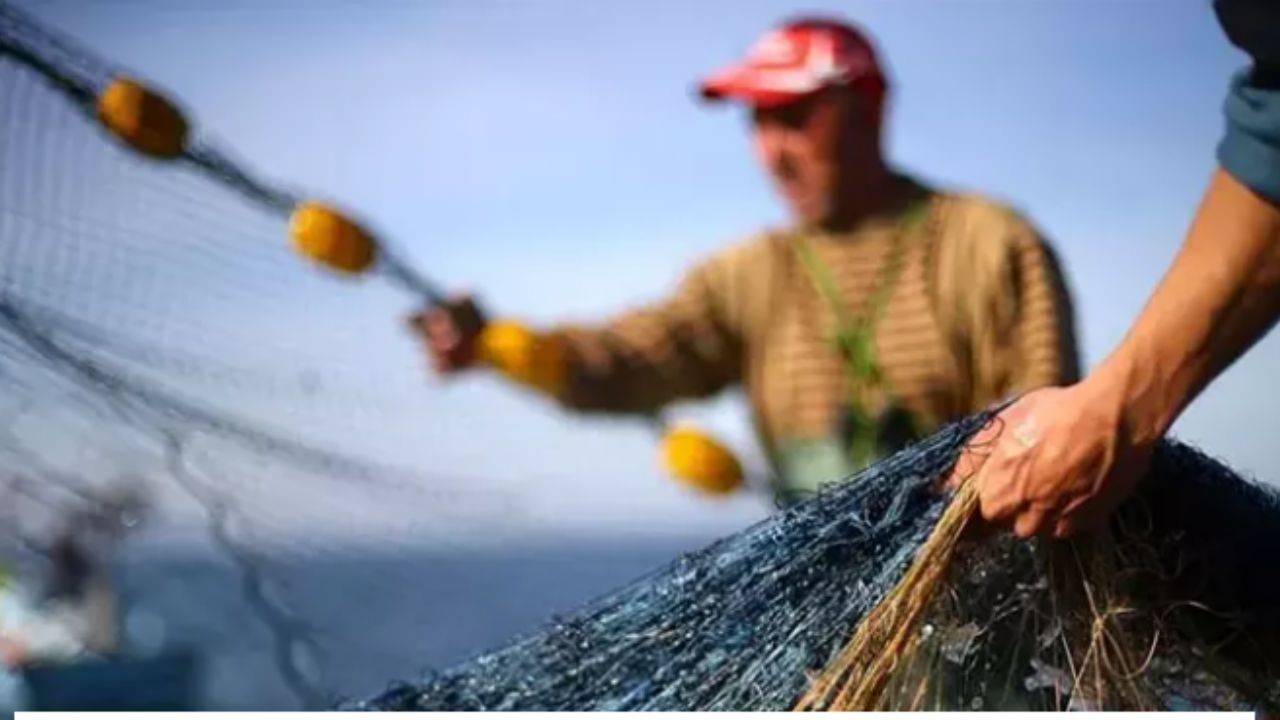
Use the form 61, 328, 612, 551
9, 0, 1274, 544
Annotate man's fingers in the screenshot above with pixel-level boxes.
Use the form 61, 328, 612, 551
1051, 515, 1077, 539
944, 451, 981, 490
951, 396, 1041, 488
943, 415, 1006, 489
406, 296, 487, 378
408, 309, 453, 341
978, 473, 1020, 523
424, 308, 454, 331
948, 441, 992, 488
976, 438, 1036, 522
1012, 505, 1050, 539
406, 311, 426, 331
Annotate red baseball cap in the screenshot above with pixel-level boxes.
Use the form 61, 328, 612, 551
698, 18, 887, 109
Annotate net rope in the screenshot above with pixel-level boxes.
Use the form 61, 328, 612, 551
0, 2, 504, 707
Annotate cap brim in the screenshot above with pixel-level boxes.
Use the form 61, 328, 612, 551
697, 65, 819, 108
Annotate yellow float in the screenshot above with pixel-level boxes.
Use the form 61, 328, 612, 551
96, 77, 189, 159
660, 424, 744, 496
288, 202, 378, 274
476, 320, 567, 396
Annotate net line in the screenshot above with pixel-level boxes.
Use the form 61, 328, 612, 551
0, 1, 501, 706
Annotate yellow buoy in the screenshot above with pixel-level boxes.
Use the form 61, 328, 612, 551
660, 424, 744, 495
477, 320, 567, 396
289, 202, 378, 274
96, 77, 189, 159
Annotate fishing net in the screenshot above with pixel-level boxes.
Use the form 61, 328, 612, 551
4, 1, 1280, 713
0, 2, 532, 709
347, 418, 1280, 712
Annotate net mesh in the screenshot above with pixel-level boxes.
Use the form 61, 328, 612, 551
0, 2, 521, 708
346, 422, 1280, 711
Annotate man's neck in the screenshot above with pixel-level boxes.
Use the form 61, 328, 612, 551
818, 165, 914, 234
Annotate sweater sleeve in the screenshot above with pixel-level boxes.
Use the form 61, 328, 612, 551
1214, 0, 1280, 203
549, 250, 747, 415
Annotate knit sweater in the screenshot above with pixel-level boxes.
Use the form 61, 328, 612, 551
549, 183, 1079, 493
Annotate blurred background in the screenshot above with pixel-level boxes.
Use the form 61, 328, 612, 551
0, 0, 1269, 711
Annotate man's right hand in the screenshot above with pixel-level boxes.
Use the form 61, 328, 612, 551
409, 295, 487, 375
948, 375, 1157, 540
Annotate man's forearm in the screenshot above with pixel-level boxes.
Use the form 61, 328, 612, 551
1096, 169, 1280, 443
961, 6, 1280, 539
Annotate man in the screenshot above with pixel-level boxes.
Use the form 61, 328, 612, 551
417, 18, 1079, 502
957, 0, 1280, 538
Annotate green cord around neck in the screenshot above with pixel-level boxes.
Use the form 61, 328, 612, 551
792, 200, 931, 469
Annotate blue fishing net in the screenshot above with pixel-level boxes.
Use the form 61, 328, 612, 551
350, 413, 982, 711
349, 422, 1280, 711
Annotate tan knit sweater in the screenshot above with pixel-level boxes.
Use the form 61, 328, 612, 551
549, 184, 1079, 490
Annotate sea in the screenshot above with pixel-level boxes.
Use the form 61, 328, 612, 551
105, 536, 716, 710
